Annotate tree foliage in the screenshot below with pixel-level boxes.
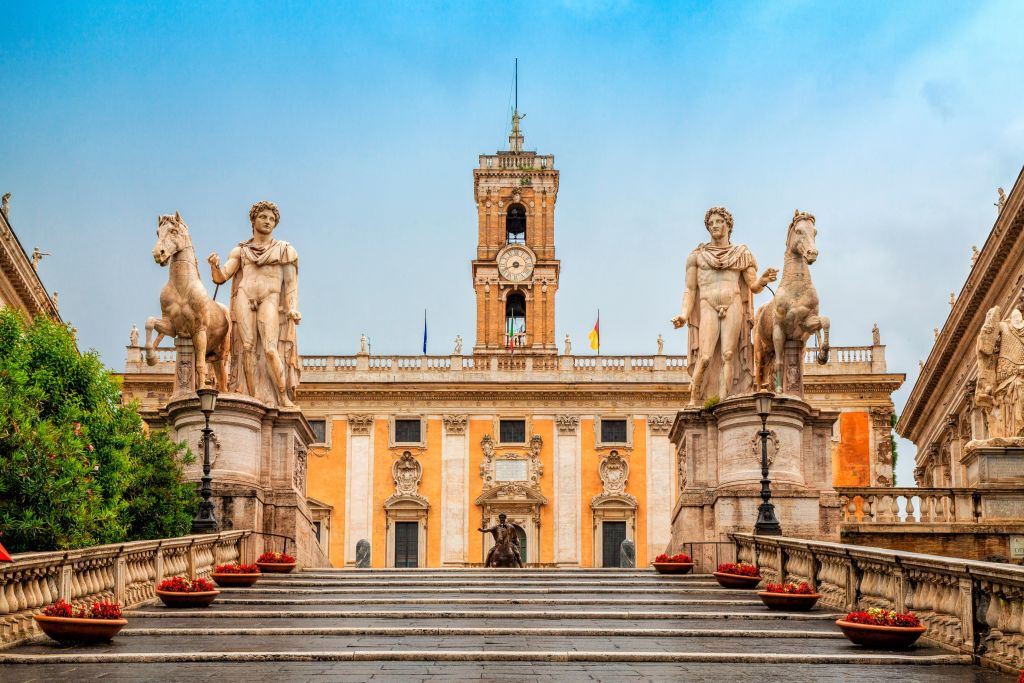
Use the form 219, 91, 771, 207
0, 309, 198, 552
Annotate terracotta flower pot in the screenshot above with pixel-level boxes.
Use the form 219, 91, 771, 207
835, 619, 927, 649
211, 572, 261, 587
155, 589, 219, 608
256, 561, 296, 573
758, 591, 821, 611
34, 614, 127, 643
713, 571, 762, 589
652, 561, 694, 575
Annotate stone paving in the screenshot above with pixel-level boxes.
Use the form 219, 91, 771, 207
0, 568, 1013, 682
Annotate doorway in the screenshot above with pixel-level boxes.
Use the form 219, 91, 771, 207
602, 521, 626, 567
394, 521, 419, 568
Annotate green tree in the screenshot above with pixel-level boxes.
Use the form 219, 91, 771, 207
0, 309, 198, 552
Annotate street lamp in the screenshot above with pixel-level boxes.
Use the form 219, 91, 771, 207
191, 387, 219, 534
753, 391, 782, 536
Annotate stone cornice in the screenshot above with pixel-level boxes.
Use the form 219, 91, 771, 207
0, 211, 60, 320
898, 164, 1024, 441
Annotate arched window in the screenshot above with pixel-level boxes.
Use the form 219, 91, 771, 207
506, 204, 526, 244
505, 292, 526, 347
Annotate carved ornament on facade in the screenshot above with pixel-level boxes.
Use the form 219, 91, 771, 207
479, 433, 544, 494
443, 414, 468, 435
869, 406, 894, 429
647, 415, 673, 435
555, 415, 579, 435
385, 451, 428, 508
750, 430, 779, 467
197, 431, 221, 468
294, 438, 307, 494
592, 450, 638, 509
348, 414, 374, 435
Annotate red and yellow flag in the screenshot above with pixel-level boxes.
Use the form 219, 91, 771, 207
588, 312, 600, 353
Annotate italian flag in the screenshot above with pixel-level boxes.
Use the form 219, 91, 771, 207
507, 316, 515, 351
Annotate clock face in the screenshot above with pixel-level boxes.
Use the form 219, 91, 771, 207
497, 246, 535, 282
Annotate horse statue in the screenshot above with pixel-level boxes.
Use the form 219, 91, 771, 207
145, 212, 230, 390
479, 514, 524, 568
753, 210, 829, 392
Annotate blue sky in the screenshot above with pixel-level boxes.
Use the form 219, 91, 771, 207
3, 1, 1024, 486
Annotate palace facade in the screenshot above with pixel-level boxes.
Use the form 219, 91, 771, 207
121, 118, 903, 567
0, 195, 60, 320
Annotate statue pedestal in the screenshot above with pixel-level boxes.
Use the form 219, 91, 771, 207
667, 394, 839, 556
163, 394, 323, 567
962, 441, 1024, 486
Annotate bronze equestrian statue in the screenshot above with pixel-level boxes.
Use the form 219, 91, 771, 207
478, 514, 524, 567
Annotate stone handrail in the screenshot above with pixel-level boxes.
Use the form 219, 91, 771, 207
128, 344, 886, 382
731, 533, 1024, 674
0, 530, 251, 648
836, 487, 985, 524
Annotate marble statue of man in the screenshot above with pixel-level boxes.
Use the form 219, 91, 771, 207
208, 201, 301, 408
976, 304, 1024, 438
671, 207, 776, 406
657, 334, 664, 355
130, 324, 139, 347
454, 335, 463, 354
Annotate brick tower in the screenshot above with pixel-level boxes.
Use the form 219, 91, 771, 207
472, 110, 559, 355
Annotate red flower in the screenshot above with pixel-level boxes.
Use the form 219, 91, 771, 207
215, 563, 260, 574
717, 562, 760, 577
41, 599, 121, 619
764, 581, 814, 594
844, 607, 921, 627
258, 551, 295, 563
157, 576, 216, 593
655, 552, 691, 563
89, 601, 122, 619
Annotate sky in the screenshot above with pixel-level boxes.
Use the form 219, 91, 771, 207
3, 0, 1024, 488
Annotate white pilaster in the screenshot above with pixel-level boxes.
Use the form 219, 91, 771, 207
554, 415, 581, 565
345, 415, 374, 565
441, 415, 469, 565
647, 415, 674, 561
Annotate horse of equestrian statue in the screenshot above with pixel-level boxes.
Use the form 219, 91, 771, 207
753, 210, 829, 392
145, 212, 230, 390
479, 514, 524, 568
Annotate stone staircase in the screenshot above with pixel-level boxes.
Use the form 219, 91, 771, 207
0, 569, 1011, 681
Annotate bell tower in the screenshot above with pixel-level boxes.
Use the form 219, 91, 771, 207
472, 110, 559, 355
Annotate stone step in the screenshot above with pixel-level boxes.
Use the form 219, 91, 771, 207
113, 626, 847, 638
211, 597, 764, 607
127, 608, 842, 621
0, 650, 974, 666
253, 578, 721, 588
217, 586, 751, 595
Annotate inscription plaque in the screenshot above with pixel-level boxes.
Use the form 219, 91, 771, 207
1011, 536, 1024, 559
495, 459, 528, 482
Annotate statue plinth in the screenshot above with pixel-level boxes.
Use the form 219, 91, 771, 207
162, 393, 323, 567
961, 440, 1024, 487
668, 394, 839, 555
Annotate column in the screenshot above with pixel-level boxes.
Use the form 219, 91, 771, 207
647, 415, 674, 560
554, 415, 581, 565
441, 415, 469, 565
345, 414, 374, 565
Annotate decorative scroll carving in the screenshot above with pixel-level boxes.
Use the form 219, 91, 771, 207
443, 414, 468, 435
647, 414, 673, 434
599, 451, 629, 496
750, 430, 779, 467
385, 451, 427, 508
556, 415, 579, 435
479, 433, 544, 493
348, 414, 374, 435
197, 431, 221, 468
294, 438, 307, 494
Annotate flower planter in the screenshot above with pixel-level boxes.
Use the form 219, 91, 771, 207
758, 591, 821, 611
155, 589, 219, 608
652, 561, 694, 575
256, 561, 296, 574
34, 614, 127, 642
835, 619, 926, 649
211, 572, 261, 588
713, 571, 762, 589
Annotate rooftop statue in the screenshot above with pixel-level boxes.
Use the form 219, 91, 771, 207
752, 210, 829, 393
145, 212, 230, 390
671, 207, 777, 405
208, 201, 301, 408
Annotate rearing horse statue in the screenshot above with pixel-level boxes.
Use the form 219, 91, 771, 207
753, 210, 829, 392
145, 212, 230, 390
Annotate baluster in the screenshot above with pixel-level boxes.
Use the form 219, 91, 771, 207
889, 495, 900, 522
866, 495, 876, 522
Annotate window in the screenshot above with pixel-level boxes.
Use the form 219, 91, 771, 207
499, 419, 526, 444
313, 521, 322, 543
394, 419, 421, 444
505, 293, 526, 347
309, 419, 327, 444
506, 203, 526, 244
601, 419, 628, 444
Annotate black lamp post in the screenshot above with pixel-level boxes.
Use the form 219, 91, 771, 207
191, 387, 219, 534
753, 391, 782, 536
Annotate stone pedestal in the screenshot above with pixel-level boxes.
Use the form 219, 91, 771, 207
962, 442, 1024, 486
667, 394, 840, 555
163, 393, 323, 567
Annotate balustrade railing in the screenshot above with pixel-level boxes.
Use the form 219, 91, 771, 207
836, 487, 988, 524
0, 530, 251, 647
731, 533, 1024, 673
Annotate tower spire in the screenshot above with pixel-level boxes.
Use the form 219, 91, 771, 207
509, 58, 524, 152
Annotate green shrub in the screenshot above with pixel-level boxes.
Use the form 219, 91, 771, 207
0, 309, 198, 552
